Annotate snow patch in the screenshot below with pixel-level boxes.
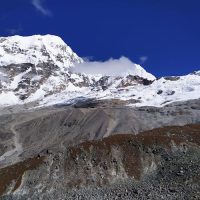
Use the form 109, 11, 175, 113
0, 92, 20, 106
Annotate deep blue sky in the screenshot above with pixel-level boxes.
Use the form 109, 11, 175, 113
0, 0, 200, 77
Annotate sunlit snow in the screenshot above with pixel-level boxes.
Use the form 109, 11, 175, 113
0, 35, 200, 108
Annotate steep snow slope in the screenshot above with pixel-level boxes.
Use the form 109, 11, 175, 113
0, 35, 84, 104
0, 34, 200, 108
0, 34, 82, 68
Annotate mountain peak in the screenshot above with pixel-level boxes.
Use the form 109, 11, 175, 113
2, 34, 65, 42
0, 34, 200, 109
0, 34, 82, 68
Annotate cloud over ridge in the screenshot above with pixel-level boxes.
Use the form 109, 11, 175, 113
32, 0, 51, 16
73, 57, 155, 80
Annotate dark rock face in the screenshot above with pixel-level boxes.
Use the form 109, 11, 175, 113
163, 76, 180, 81
0, 63, 64, 99
120, 75, 153, 86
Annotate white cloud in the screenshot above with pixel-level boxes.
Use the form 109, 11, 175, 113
72, 56, 155, 80
82, 56, 94, 62
5, 25, 23, 35
139, 56, 148, 64
32, 0, 51, 16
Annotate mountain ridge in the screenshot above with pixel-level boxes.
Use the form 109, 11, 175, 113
0, 34, 200, 108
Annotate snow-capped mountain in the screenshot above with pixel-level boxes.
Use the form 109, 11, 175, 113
0, 34, 200, 108
0, 35, 82, 68
0, 35, 83, 104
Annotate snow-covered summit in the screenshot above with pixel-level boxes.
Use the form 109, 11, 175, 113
0, 35, 84, 105
191, 70, 200, 76
128, 63, 155, 81
0, 34, 82, 69
0, 34, 200, 108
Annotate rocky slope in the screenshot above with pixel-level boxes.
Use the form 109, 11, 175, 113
0, 123, 200, 199
0, 98, 199, 199
0, 98, 200, 167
